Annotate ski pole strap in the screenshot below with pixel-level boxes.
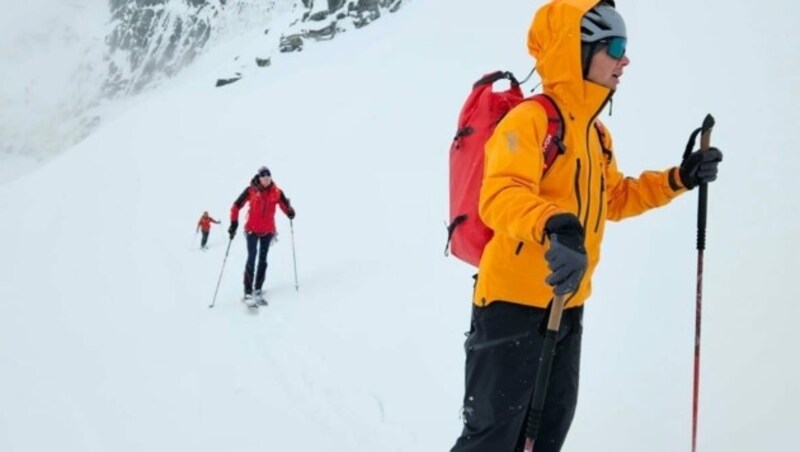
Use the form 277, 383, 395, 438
683, 114, 716, 160
683, 126, 703, 161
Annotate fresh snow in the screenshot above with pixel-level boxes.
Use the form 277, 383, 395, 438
1, 0, 799, 451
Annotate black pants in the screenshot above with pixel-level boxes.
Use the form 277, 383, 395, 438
200, 230, 209, 248
244, 233, 273, 295
451, 301, 583, 452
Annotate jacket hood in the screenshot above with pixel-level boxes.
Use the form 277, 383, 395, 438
250, 176, 275, 191
527, 0, 611, 114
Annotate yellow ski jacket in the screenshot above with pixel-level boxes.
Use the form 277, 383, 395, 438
474, 0, 687, 309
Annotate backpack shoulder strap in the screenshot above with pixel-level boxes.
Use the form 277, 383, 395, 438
593, 120, 613, 164
530, 94, 566, 174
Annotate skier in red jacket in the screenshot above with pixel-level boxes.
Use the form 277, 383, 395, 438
228, 166, 295, 306
196, 211, 220, 250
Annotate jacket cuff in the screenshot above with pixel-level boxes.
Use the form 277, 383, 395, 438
533, 205, 568, 244
668, 166, 687, 192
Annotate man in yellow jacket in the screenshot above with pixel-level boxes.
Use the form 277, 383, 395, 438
451, 1, 723, 451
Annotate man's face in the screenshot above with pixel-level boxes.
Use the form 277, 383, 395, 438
259, 175, 272, 186
586, 44, 630, 90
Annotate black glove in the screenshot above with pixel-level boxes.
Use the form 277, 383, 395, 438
287, 207, 296, 220
228, 221, 238, 239
544, 214, 588, 296
680, 147, 723, 190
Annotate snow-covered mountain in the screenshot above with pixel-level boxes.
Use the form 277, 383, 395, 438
1, 0, 799, 451
1, 0, 405, 183
1, 0, 108, 177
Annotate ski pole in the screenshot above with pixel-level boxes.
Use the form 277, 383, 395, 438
523, 293, 567, 452
689, 114, 715, 452
290, 219, 299, 291
209, 238, 234, 308
191, 229, 198, 248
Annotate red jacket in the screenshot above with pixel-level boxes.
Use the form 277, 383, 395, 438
197, 214, 220, 232
230, 177, 291, 235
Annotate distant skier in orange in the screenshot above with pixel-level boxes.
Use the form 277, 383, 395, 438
196, 211, 221, 250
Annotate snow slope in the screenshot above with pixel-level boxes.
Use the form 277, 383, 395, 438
0, 0, 107, 178
1, 0, 799, 451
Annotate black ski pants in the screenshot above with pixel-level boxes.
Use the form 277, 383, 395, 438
244, 233, 273, 294
451, 301, 583, 452
200, 230, 210, 248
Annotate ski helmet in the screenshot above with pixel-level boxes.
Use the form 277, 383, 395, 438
581, 3, 626, 43
257, 166, 271, 177
580, 2, 627, 77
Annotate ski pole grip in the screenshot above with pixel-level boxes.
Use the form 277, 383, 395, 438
697, 114, 714, 251
699, 114, 715, 152
547, 294, 566, 331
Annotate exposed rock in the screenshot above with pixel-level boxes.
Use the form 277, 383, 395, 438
309, 11, 329, 21
304, 22, 339, 41
388, 0, 402, 13
107, 0, 407, 94
105, 0, 226, 96
279, 34, 304, 53
215, 74, 242, 87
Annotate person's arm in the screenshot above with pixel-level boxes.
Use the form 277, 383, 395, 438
230, 188, 249, 223
229, 188, 249, 238
278, 190, 295, 219
602, 128, 688, 222
480, 102, 566, 244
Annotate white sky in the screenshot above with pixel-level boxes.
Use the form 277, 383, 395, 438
1, 0, 799, 451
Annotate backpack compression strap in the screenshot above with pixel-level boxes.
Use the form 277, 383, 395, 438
530, 94, 566, 174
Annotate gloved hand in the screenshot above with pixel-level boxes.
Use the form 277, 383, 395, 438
228, 221, 238, 239
544, 214, 588, 296
680, 147, 723, 190
287, 207, 296, 220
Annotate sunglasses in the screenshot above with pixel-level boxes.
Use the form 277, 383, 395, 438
601, 36, 627, 60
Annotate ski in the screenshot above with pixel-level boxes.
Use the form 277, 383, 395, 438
242, 295, 259, 311
254, 290, 268, 306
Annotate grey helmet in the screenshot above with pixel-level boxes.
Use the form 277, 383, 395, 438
580, 3, 627, 43
580, 2, 627, 77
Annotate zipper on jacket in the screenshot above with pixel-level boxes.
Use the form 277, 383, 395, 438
583, 93, 612, 230
582, 147, 593, 230
260, 185, 272, 219
594, 174, 605, 233
573, 159, 582, 220
515, 242, 524, 255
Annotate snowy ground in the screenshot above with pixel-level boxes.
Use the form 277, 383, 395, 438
1, 0, 799, 451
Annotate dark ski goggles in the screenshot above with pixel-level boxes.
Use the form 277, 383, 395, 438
602, 36, 627, 60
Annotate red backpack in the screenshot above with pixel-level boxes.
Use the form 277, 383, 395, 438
445, 71, 565, 267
